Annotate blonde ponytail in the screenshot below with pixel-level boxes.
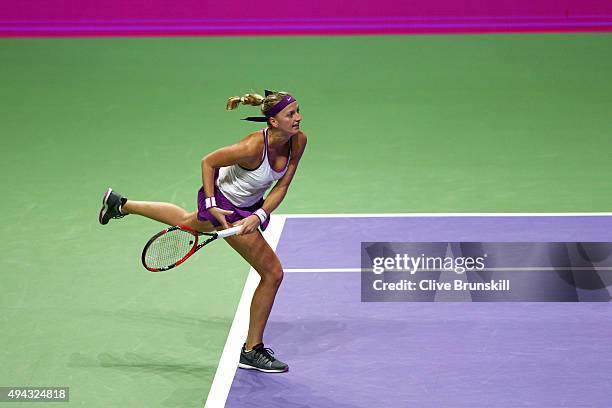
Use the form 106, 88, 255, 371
226, 93, 265, 110
225, 90, 293, 120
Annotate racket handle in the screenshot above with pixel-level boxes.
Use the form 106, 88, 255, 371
217, 225, 243, 238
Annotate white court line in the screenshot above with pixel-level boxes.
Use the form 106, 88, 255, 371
204, 212, 612, 407
204, 215, 287, 408
285, 268, 361, 273
285, 267, 612, 273
282, 212, 612, 218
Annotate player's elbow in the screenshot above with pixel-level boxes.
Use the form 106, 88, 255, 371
201, 155, 213, 169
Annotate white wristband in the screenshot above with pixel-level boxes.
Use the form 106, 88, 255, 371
254, 208, 268, 224
204, 196, 217, 209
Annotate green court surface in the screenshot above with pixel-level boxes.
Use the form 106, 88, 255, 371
1, 33, 611, 407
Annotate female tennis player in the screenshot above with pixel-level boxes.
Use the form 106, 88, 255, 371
98, 90, 306, 373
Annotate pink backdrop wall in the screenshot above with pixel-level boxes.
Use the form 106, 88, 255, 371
1, 0, 611, 37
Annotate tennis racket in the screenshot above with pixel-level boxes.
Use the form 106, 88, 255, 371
141, 225, 243, 272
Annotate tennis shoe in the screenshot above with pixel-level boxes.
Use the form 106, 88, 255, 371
238, 343, 288, 373
99, 187, 128, 225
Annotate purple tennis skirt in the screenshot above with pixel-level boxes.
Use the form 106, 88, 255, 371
197, 185, 270, 231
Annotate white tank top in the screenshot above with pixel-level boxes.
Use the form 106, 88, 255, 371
217, 128, 291, 207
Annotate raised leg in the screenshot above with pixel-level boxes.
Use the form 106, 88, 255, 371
122, 200, 214, 232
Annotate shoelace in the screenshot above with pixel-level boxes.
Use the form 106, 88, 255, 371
254, 347, 276, 364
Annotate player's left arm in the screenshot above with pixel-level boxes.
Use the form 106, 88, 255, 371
262, 132, 308, 214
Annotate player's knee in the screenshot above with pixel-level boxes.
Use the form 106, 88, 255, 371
265, 264, 284, 287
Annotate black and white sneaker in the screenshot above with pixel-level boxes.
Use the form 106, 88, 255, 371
238, 343, 288, 373
99, 187, 127, 225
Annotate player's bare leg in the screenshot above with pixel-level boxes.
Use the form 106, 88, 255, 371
225, 231, 288, 372
99, 187, 213, 231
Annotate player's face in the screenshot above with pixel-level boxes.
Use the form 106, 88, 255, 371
271, 101, 301, 135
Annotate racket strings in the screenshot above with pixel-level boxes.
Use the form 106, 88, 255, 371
145, 229, 196, 269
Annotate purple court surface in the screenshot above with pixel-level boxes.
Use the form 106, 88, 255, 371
224, 216, 612, 408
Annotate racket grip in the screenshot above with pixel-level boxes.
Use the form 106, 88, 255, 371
217, 225, 243, 238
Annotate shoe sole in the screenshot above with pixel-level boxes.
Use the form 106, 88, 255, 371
99, 187, 113, 225
237, 363, 288, 373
